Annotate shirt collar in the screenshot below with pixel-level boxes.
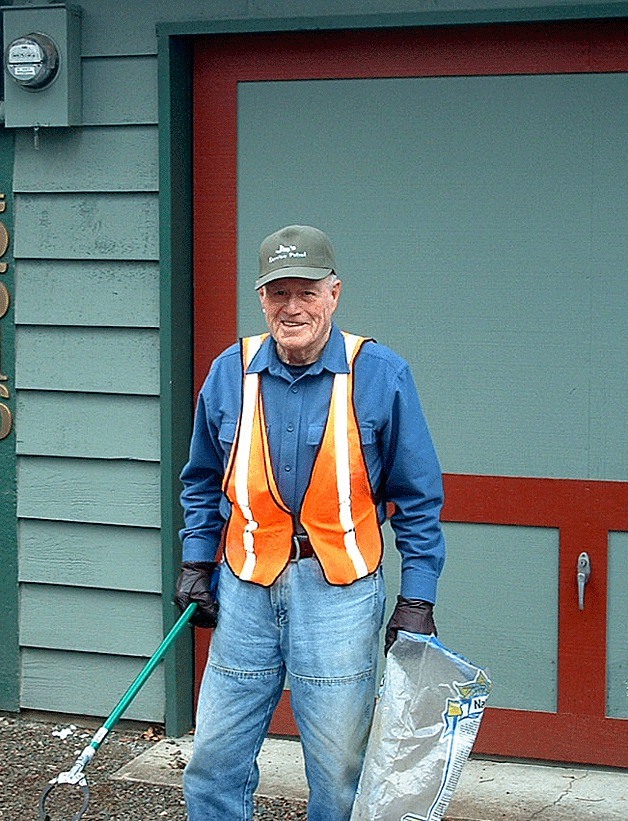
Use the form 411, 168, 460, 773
247, 323, 350, 377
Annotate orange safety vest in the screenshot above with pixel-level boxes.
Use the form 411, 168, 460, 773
222, 332, 384, 586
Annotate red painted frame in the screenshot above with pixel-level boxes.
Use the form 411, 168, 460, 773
443, 475, 628, 766
193, 20, 628, 767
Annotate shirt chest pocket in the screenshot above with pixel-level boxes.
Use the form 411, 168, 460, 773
218, 421, 237, 457
306, 423, 376, 447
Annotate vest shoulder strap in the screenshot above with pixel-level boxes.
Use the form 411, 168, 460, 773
340, 331, 373, 367
241, 333, 269, 370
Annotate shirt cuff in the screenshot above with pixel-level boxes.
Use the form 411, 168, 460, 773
400, 568, 439, 604
181, 535, 219, 564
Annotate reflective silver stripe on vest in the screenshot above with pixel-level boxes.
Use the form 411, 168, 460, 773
236, 334, 264, 581
335, 333, 369, 578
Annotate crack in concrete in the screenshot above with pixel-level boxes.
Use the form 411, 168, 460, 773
525, 772, 589, 820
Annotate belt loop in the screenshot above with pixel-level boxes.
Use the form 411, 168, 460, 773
291, 534, 301, 562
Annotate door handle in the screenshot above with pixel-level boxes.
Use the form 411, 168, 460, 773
577, 552, 591, 611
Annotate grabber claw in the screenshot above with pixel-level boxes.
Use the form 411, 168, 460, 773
38, 743, 95, 820
38, 774, 90, 820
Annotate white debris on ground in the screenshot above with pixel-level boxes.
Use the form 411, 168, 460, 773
51, 724, 77, 740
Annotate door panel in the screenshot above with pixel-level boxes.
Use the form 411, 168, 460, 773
193, 21, 628, 767
608, 531, 628, 719
236, 73, 628, 482
438, 523, 559, 712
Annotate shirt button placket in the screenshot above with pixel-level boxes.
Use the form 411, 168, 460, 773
280, 381, 302, 507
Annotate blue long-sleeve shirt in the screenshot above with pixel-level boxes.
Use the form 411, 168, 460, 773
180, 323, 445, 602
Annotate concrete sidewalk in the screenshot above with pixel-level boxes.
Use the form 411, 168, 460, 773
113, 735, 626, 820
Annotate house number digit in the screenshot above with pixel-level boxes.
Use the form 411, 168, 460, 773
0, 281, 9, 318
0, 401, 12, 440
0, 193, 12, 440
0, 222, 8, 258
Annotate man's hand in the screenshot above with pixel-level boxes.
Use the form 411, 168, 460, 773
384, 596, 436, 655
174, 562, 219, 628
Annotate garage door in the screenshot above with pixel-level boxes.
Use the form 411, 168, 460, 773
193, 21, 627, 767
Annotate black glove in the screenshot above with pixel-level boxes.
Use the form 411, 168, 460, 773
384, 596, 436, 656
174, 562, 219, 628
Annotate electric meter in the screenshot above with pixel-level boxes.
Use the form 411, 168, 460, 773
5, 32, 60, 90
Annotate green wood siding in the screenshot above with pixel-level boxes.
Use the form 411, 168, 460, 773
15, 260, 159, 327
17, 457, 160, 527
75, 0, 628, 57
11, 4, 162, 723
19, 520, 161, 592
14, 194, 158, 259
21, 649, 164, 721
82, 57, 158, 124
16, 393, 160, 460
14, 127, 158, 193
16, 328, 159, 394
82, 0, 246, 56
20, 586, 162, 656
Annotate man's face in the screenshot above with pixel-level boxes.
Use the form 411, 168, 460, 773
259, 275, 342, 365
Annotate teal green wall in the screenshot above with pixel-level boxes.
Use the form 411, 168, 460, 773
0, 127, 17, 711
2, 0, 625, 728
79, 1, 628, 56
12, 40, 162, 722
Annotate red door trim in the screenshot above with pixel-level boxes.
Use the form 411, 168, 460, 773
193, 20, 628, 767
271, 699, 628, 768
442, 475, 628, 767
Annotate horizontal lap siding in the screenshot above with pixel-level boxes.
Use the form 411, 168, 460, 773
15, 260, 159, 327
17, 457, 160, 527
21, 649, 163, 722
16, 393, 160, 459
14, 194, 159, 259
16, 327, 159, 394
82, 57, 158, 124
14, 127, 158, 193
15, 52, 165, 719
20, 586, 163, 656
19, 520, 161, 592
70, 0, 628, 58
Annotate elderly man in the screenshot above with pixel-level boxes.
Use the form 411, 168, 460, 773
175, 225, 445, 821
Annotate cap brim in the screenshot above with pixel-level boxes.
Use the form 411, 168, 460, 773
255, 266, 333, 290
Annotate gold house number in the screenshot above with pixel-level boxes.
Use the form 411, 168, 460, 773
0, 193, 13, 440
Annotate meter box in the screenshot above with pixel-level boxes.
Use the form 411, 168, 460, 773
2, 4, 82, 128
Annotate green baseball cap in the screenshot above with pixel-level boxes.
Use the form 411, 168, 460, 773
255, 225, 336, 290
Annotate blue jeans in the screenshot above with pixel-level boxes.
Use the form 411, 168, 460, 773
184, 558, 386, 821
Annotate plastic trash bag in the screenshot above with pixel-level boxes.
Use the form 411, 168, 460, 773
351, 631, 492, 821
